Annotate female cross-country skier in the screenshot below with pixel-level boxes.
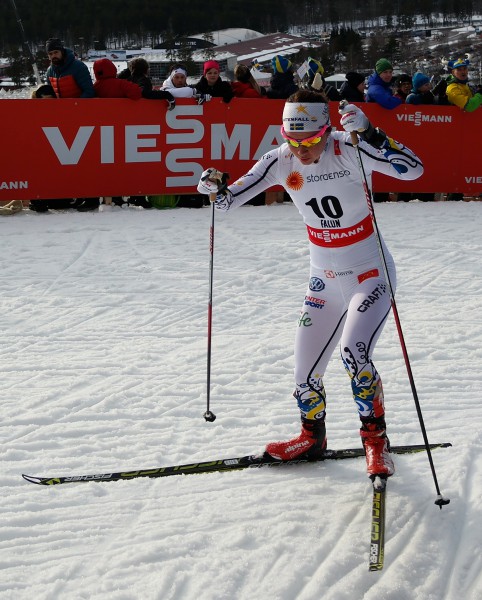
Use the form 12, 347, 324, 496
197, 91, 424, 480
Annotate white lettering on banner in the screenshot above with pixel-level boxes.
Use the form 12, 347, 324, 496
100, 126, 114, 163
166, 148, 203, 187
43, 126, 95, 165
254, 125, 284, 159
211, 124, 282, 161
212, 124, 250, 160
43, 125, 162, 164
125, 125, 161, 163
396, 113, 452, 126
0, 181, 28, 190
465, 176, 482, 183
166, 105, 204, 144
40, 118, 281, 181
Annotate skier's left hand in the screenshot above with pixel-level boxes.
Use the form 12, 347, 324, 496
339, 103, 370, 133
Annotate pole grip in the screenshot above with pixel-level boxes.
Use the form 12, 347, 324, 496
209, 192, 216, 203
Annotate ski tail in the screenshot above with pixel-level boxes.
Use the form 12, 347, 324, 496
369, 480, 386, 571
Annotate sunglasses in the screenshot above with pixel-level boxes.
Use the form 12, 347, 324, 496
281, 125, 329, 148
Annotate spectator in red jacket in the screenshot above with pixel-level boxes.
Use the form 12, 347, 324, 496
93, 59, 142, 99
231, 64, 266, 98
45, 38, 94, 98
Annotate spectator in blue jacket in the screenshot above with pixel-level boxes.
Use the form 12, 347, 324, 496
406, 72, 435, 105
366, 58, 401, 109
45, 38, 94, 98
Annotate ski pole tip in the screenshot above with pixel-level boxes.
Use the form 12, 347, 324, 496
434, 495, 450, 509
203, 411, 216, 422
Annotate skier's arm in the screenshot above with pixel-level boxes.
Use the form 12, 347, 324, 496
339, 103, 424, 181
197, 152, 280, 211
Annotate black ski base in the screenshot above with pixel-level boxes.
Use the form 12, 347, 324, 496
22, 442, 451, 486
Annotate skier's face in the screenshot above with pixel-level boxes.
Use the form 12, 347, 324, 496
286, 130, 330, 165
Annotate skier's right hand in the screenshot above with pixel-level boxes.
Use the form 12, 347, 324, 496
197, 168, 229, 197
339, 103, 370, 133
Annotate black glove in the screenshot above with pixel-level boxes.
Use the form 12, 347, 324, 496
360, 123, 388, 149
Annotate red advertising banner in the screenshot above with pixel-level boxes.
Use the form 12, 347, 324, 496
0, 98, 481, 200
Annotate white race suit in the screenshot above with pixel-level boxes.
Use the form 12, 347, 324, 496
213, 131, 424, 424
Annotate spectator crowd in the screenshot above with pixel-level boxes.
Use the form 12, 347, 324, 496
7, 36, 482, 214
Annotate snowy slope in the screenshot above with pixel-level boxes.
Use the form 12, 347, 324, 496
1, 201, 481, 600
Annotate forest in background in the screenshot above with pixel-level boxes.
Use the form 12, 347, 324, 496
1, 0, 482, 52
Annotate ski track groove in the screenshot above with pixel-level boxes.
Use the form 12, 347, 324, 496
294, 482, 368, 600
38, 235, 94, 299
444, 438, 482, 600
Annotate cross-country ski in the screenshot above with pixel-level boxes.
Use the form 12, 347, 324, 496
22, 443, 451, 486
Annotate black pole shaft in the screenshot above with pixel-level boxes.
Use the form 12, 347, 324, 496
204, 198, 216, 422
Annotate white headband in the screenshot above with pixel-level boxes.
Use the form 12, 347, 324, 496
282, 102, 330, 133
172, 68, 187, 77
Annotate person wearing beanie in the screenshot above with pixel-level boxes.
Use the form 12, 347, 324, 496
366, 57, 401, 109
193, 59, 233, 103
446, 57, 482, 112
160, 63, 211, 104
272, 55, 292, 73
393, 74, 412, 101
267, 55, 298, 99
375, 58, 393, 75
93, 58, 142, 100
398, 71, 437, 202
406, 72, 434, 105
305, 57, 341, 101
340, 71, 366, 102
197, 90, 424, 479
45, 37, 94, 98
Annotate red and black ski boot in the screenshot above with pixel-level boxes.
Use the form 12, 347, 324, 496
360, 417, 395, 478
264, 420, 327, 461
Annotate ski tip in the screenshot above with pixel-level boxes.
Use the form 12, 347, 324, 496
22, 474, 43, 485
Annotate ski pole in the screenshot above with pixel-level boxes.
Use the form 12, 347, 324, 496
342, 105, 450, 508
204, 193, 217, 422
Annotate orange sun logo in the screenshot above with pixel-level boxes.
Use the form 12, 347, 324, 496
286, 171, 304, 191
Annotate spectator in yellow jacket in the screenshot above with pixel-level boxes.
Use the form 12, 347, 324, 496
446, 57, 482, 112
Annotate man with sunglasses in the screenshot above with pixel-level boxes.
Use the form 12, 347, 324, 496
197, 90, 423, 481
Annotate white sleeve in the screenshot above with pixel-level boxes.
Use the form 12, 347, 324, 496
214, 150, 281, 212
161, 79, 195, 98
352, 134, 424, 182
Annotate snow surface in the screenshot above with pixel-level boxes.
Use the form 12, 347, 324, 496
1, 201, 481, 600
